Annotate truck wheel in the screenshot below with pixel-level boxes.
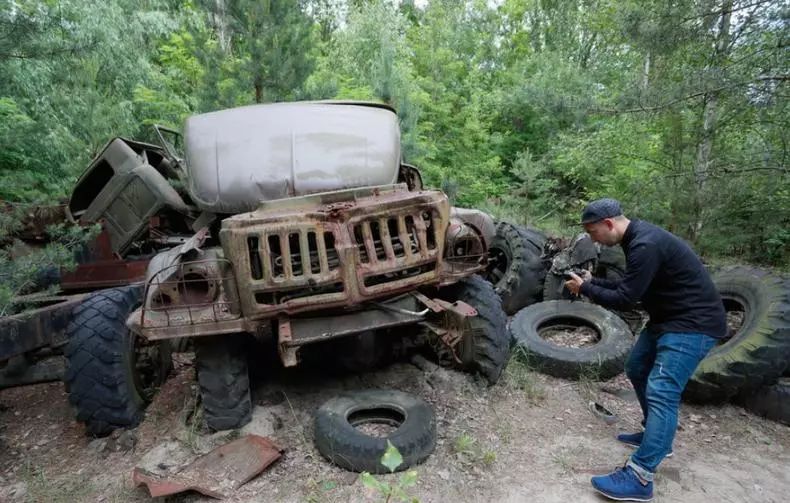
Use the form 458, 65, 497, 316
737, 378, 790, 425
194, 334, 252, 431
542, 271, 573, 301
64, 287, 171, 436
510, 300, 633, 380
314, 390, 436, 473
432, 275, 509, 384
685, 266, 790, 402
483, 222, 546, 314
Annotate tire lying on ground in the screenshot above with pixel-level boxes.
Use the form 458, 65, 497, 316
510, 300, 633, 380
314, 389, 436, 473
483, 221, 546, 314
685, 266, 790, 402
65, 286, 172, 436
737, 378, 790, 426
432, 275, 510, 384
194, 334, 252, 431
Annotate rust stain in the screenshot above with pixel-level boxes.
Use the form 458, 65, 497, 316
133, 434, 283, 499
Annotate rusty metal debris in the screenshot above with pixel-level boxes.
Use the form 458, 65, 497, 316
133, 434, 283, 499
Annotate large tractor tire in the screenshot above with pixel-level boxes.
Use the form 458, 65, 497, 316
432, 275, 510, 384
685, 266, 790, 402
194, 334, 252, 431
738, 378, 790, 426
65, 287, 171, 436
483, 222, 546, 314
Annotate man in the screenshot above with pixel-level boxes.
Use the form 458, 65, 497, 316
564, 198, 726, 502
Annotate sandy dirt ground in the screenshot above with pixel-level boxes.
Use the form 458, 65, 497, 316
1, 349, 789, 503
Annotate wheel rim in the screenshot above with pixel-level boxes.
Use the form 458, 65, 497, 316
484, 245, 511, 285
128, 331, 167, 403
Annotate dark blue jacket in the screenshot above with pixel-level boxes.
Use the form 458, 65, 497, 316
580, 220, 727, 339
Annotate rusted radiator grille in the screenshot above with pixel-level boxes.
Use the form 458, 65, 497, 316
246, 229, 339, 281
352, 211, 438, 264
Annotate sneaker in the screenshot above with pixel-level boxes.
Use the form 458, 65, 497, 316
591, 465, 654, 502
616, 431, 673, 457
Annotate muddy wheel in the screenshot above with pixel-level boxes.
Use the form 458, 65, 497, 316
314, 390, 436, 473
738, 378, 790, 425
510, 300, 633, 380
685, 267, 790, 402
432, 275, 510, 384
542, 271, 573, 301
483, 222, 546, 314
194, 334, 252, 431
596, 245, 626, 281
65, 286, 171, 437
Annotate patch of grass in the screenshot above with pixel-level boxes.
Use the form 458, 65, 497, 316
575, 362, 606, 402
184, 397, 204, 453
20, 462, 95, 503
304, 478, 338, 503
504, 348, 547, 403
550, 446, 584, 474
452, 432, 497, 468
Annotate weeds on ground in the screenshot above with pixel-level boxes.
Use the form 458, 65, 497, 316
305, 478, 339, 503
360, 441, 420, 503
504, 348, 546, 403
550, 445, 584, 474
20, 461, 95, 503
182, 387, 204, 452
575, 362, 605, 402
452, 432, 497, 468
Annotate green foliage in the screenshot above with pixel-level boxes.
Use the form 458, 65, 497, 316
0, 217, 99, 316
452, 432, 497, 468
0, 0, 786, 268
360, 441, 420, 503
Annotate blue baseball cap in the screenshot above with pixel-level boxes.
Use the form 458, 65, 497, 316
580, 198, 623, 224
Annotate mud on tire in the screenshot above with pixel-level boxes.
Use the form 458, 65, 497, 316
314, 390, 436, 473
483, 222, 546, 314
65, 286, 171, 436
194, 334, 252, 431
685, 266, 790, 402
510, 300, 633, 380
434, 275, 510, 384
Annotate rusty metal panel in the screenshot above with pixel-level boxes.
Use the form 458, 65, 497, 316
136, 256, 241, 332
133, 434, 283, 499
219, 185, 450, 320
283, 295, 425, 347
60, 227, 149, 291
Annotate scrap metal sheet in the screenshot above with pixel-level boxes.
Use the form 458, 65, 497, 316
133, 434, 283, 499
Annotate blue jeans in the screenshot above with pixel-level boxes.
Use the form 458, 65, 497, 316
624, 330, 716, 480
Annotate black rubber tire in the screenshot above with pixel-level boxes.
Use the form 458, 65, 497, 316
314, 389, 436, 473
685, 266, 790, 402
194, 334, 252, 431
510, 300, 633, 380
737, 378, 790, 425
596, 245, 626, 281
483, 222, 546, 314
542, 271, 572, 301
64, 286, 172, 436
434, 275, 510, 384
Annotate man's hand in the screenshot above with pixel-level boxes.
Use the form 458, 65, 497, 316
565, 270, 592, 296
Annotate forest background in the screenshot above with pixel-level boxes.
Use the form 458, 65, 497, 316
1, 0, 787, 267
